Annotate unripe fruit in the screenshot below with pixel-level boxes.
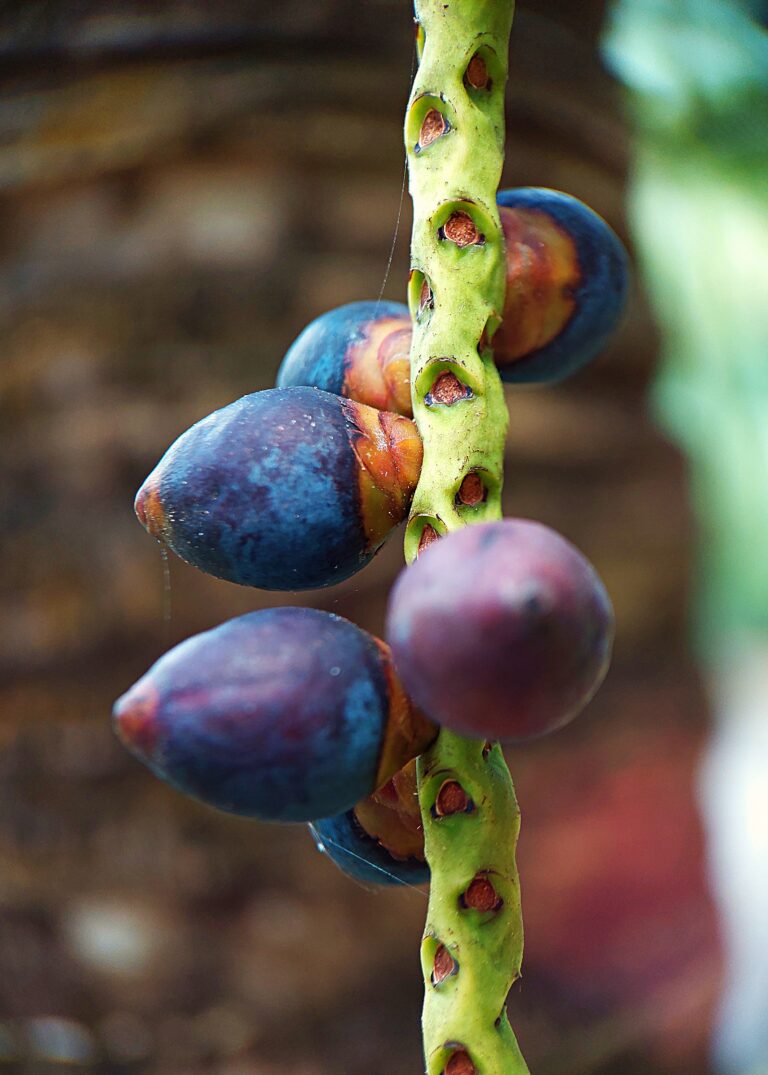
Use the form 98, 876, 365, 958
113, 608, 436, 823
311, 761, 429, 886
275, 190, 628, 413
385, 520, 613, 741
135, 386, 422, 590
495, 187, 629, 383
277, 300, 413, 416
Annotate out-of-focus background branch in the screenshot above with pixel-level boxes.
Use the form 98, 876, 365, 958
0, 3, 720, 1072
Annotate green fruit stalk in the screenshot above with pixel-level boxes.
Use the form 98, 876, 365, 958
404, 2, 529, 1072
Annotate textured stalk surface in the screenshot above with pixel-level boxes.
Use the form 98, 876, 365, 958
404, 1, 529, 1072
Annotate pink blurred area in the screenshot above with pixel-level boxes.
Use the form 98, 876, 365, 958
0, 2, 719, 1072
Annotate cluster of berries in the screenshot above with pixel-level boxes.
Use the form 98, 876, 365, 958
114, 187, 627, 885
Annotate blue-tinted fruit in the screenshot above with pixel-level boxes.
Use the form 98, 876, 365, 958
275, 191, 627, 410
311, 761, 429, 885
277, 300, 413, 416
386, 519, 614, 741
495, 187, 628, 383
113, 608, 436, 823
135, 386, 422, 591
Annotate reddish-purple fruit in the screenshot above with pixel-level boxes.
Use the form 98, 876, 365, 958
113, 608, 436, 822
385, 519, 613, 741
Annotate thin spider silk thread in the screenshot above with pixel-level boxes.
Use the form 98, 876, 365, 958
375, 149, 409, 309
374, 48, 415, 309
308, 824, 428, 896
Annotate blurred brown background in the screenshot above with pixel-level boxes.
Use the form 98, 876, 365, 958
0, 2, 718, 1073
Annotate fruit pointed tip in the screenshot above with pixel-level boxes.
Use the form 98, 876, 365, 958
134, 485, 148, 528
134, 478, 165, 538
112, 682, 160, 760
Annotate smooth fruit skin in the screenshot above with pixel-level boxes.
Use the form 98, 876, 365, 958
112, 608, 436, 823
309, 756, 428, 881
311, 759, 428, 885
310, 813, 429, 886
134, 386, 422, 591
277, 300, 413, 416
385, 519, 614, 742
495, 187, 629, 383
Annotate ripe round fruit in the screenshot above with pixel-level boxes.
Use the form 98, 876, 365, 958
495, 187, 629, 383
385, 519, 613, 741
113, 608, 436, 822
134, 386, 422, 591
277, 300, 413, 416
310, 812, 429, 886
312, 759, 428, 885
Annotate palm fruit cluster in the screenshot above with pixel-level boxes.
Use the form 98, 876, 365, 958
115, 187, 627, 885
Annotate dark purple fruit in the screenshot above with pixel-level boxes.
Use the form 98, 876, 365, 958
385, 519, 613, 741
113, 608, 436, 823
495, 187, 628, 383
311, 761, 429, 886
134, 386, 422, 591
277, 300, 413, 416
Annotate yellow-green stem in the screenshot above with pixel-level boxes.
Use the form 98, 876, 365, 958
404, 1, 528, 1072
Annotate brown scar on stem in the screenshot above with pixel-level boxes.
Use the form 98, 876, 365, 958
419, 109, 448, 148
441, 211, 483, 247
460, 874, 503, 913
457, 473, 486, 506
434, 780, 472, 816
429, 371, 471, 405
418, 524, 440, 554
432, 943, 458, 985
465, 53, 490, 90
420, 278, 434, 311
444, 1049, 477, 1075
